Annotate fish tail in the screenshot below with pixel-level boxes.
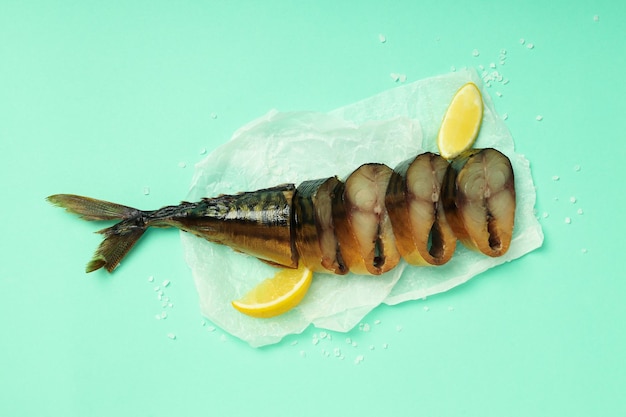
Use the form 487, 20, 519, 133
47, 194, 149, 273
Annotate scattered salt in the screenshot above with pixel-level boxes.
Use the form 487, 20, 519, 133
382, 343, 389, 349
161, 311, 167, 319
361, 323, 371, 332
200, 148, 207, 155
519, 38, 525, 45
581, 248, 588, 254
210, 113, 217, 119
552, 175, 560, 181
502, 113, 509, 120
167, 333, 176, 340
593, 15, 599, 22
390, 73, 400, 82
207, 326, 216, 332
148, 276, 154, 283
542, 212, 549, 218
143, 187, 150, 195
178, 161, 187, 168
574, 165, 581, 172
423, 306, 430, 312
536, 115, 543, 121
565, 217, 572, 224
354, 355, 365, 365
526, 43, 535, 49
378, 33, 386, 43
577, 208, 584, 215
162, 280, 170, 287
570, 196, 577, 203
472, 49, 480, 57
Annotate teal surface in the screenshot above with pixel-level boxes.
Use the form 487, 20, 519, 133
2, 1, 625, 416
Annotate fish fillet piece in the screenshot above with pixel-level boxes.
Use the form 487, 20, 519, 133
385, 152, 456, 265
442, 148, 516, 257
294, 177, 347, 274
332, 163, 400, 275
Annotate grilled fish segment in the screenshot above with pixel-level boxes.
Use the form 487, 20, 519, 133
385, 152, 457, 266
442, 148, 516, 257
332, 163, 401, 275
294, 177, 347, 274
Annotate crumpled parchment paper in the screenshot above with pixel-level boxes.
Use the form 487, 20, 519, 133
181, 68, 544, 347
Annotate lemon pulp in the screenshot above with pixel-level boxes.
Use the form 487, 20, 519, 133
437, 82, 484, 160
232, 264, 313, 318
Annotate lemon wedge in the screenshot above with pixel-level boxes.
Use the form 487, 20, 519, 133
232, 264, 313, 318
437, 82, 484, 160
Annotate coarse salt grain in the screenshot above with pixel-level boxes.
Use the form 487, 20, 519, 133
472, 49, 480, 57
167, 333, 176, 340
565, 217, 572, 224
378, 33, 386, 43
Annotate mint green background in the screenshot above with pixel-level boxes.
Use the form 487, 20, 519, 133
2, 1, 624, 416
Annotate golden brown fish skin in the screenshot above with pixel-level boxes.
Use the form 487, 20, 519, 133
155, 184, 298, 269
385, 152, 457, 266
293, 177, 347, 274
47, 184, 299, 272
442, 148, 516, 257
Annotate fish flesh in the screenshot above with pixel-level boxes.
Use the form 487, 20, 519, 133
47, 148, 515, 275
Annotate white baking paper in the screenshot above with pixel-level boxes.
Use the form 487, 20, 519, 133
181, 68, 544, 347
